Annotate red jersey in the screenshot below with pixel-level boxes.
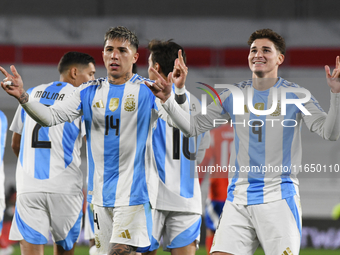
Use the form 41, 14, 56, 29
199, 124, 234, 202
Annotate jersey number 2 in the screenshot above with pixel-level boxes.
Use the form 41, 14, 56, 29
32, 123, 52, 148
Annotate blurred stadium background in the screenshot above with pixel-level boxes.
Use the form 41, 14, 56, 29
1, 0, 340, 251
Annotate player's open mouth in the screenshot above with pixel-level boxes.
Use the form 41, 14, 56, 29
110, 63, 119, 69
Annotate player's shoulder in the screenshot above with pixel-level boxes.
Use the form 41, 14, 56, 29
219, 79, 252, 97
279, 77, 302, 89
278, 77, 311, 99
132, 74, 153, 86
236, 79, 252, 89
79, 78, 105, 90
31, 81, 74, 90
130, 74, 156, 96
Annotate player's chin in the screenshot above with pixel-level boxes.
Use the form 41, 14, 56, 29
253, 70, 266, 78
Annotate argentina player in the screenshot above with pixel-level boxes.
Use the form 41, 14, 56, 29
148, 28, 340, 255
8, 52, 95, 255
1, 26, 189, 255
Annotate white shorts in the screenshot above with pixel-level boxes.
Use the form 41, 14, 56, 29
0, 198, 5, 236
10, 192, 83, 251
150, 210, 201, 252
93, 203, 152, 254
84, 202, 95, 240
211, 195, 302, 255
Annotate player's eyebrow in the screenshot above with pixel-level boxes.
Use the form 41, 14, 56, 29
105, 45, 129, 51
251, 46, 272, 50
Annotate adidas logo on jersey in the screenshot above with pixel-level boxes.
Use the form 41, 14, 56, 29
93, 100, 104, 108
119, 229, 131, 239
281, 247, 293, 255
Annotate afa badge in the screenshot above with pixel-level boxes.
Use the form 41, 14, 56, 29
124, 94, 136, 112
270, 100, 281, 116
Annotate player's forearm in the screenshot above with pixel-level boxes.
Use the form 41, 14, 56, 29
312, 91, 340, 141
162, 93, 191, 135
21, 101, 53, 127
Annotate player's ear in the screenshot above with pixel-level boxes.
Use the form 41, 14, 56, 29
132, 52, 139, 64
154, 63, 160, 72
277, 53, 285, 66
69, 67, 77, 80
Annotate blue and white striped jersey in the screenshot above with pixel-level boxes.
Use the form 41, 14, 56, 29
0, 111, 7, 200
162, 77, 340, 205
30, 75, 160, 207
153, 89, 210, 214
10, 81, 85, 195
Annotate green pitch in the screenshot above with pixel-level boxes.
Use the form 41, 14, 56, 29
7, 245, 340, 254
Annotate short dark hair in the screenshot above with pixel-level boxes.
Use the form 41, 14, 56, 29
148, 39, 186, 76
104, 26, 139, 50
248, 28, 286, 55
58, 51, 95, 74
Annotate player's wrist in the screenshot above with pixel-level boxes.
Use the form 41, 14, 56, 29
18, 90, 29, 104
175, 85, 186, 95
161, 92, 173, 104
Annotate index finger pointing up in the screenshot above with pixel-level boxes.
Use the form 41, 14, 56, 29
0, 66, 9, 78
178, 49, 185, 65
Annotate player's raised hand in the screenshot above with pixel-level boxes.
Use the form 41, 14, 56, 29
325, 56, 340, 93
172, 49, 188, 89
0, 65, 28, 103
145, 67, 172, 103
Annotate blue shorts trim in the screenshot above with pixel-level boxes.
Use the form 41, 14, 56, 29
55, 209, 83, 251
285, 196, 302, 238
136, 203, 152, 253
167, 217, 201, 249
15, 207, 48, 244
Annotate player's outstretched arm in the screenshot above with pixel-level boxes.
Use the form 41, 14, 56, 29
0, 65, 29, 104
325, 56, 340, 93
306, 56, 340, 141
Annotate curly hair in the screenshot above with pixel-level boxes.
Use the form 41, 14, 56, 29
248, 28, 286, 55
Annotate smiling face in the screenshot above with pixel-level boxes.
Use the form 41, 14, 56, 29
248, 38, 284, 79
102, 38, 139, 85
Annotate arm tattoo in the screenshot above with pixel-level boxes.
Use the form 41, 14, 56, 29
19, 92, 29, 104
108, 243, 137, 255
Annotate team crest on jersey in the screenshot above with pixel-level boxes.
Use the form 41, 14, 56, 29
244, 103, 264, 116
109, 98, 119, 112
124, 94, 136, 112
270, 100, 281, 116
